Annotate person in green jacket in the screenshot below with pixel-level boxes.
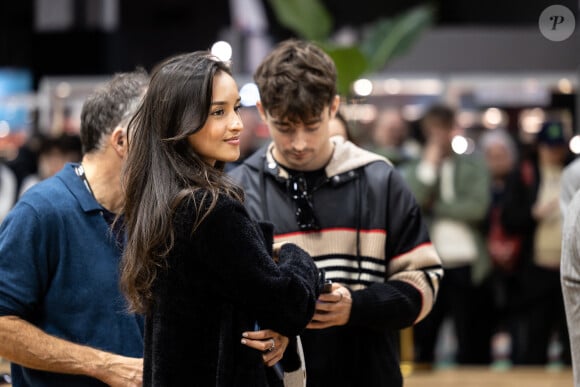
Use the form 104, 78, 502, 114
401, 103, 492, 366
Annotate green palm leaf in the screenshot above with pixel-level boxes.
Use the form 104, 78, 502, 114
361, 5, 434, 73
267, 0, 332, 40
266, 1, 434, 97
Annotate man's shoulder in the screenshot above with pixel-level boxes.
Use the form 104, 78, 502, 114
328, 140, 395, 179
228, 146, 268, 181
20, 171, 72, 201
454, 152, 489, 175
228, 161, 252, 176
456, 150, 486, 164
563, 157, 580, 179
567, 189, 580, 220
13, 167, 81, 218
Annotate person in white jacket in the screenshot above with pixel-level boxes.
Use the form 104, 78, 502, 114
561, 155, 580, 386
561, 187, 580, 386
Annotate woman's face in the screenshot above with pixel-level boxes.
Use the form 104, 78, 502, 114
187, 71, 243, 166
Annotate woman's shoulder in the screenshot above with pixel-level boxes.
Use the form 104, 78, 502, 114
175, 189, 245, 221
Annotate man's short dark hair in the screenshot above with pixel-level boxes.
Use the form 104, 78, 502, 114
80, 68, 149, 154
253, 39, 337, 123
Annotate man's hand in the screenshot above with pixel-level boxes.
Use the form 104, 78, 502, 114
307, 283, 352, 329
240, 329, 289, 367
0, 315, 143, 387
97, 354, 143, 387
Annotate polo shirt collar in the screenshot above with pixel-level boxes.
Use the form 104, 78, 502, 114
57, 162, 103, 213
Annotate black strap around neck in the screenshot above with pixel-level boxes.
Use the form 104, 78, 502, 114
74, 164, 95, 197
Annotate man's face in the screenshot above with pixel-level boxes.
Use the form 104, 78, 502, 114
257, 98, 338, 171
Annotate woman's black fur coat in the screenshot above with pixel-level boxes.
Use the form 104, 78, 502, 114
143, 193, 322, 387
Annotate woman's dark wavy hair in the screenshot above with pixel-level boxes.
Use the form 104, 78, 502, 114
120, 51, 244, 314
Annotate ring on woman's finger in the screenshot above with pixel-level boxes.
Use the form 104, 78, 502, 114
267, 338, 276, 352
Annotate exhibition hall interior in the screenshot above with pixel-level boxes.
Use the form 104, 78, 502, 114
0, 1, 578, 386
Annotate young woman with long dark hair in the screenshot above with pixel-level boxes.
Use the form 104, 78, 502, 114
120, 51, 321, 387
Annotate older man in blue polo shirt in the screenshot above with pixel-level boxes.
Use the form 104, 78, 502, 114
0, 69, 148, 386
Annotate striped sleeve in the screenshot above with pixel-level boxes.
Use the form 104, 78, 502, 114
388, 243, 443, 323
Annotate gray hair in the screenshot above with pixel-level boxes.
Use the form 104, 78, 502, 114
479, 128, 518, 164
80, 68, 149, 154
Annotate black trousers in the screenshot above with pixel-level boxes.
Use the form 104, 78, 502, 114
413, 265, 493, 364
515, 264, 570, 365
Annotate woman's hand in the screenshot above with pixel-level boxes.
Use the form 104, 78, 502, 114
240, 329, 289, 367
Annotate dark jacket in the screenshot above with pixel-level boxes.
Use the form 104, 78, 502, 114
229, 138, 443, 387
144, 192, 321, 387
